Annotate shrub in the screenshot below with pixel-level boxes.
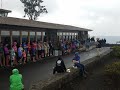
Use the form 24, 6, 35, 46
105, 61, 120, 76
111, 46, 120, 58
105, 61, 120, 86
105, 61, 120, 87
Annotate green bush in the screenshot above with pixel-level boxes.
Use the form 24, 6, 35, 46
105, 61, 120, 87
111, 46, 120, 58
105, 61, 120, 76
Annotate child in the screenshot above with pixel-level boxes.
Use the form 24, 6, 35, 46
27, 51, 31, 62
10, 47, 16, 67
22, 50, 26, 64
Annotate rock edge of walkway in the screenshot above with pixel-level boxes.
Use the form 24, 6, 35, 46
30, 49, 112, 90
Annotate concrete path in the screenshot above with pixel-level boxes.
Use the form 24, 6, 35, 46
0, 47, 110, 90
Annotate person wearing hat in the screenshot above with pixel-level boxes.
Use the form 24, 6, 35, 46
72, 52, 87, 77
53, 57, 66, 74
10, 69, 24, 90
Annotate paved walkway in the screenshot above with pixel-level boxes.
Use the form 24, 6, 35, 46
0, 47, 110, 90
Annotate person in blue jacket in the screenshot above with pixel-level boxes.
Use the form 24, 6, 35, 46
72, 52, 87, 77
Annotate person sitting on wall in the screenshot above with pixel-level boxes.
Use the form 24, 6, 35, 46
53, 57, 66, 74
72, 52, 87, 77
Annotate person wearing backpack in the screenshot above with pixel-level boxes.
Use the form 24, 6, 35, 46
53, 57, 66, 74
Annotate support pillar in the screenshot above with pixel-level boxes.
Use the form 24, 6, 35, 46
10, 31, 12, 48
62, 32, 63, 41
20, 31, 22, 44
0, 31, 1, 42
28, 31, 30, 42
35, 32, 37, 42
41, 32, 43, 42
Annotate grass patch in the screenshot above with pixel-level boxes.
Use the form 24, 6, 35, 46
104, 61, 120, 87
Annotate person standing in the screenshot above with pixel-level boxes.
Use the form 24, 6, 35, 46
0, 42, 4, 67
4, 44, 10, 67
22, 50, 27, 64
27, 51, 31, 62
96, 38, 101, 56
18, 45, 23, 64
10, 47, 16, 66
49, 41, 54, 56
10, 69, 24, 90
37, 41, 42, 59
31, 42, 36, 62
44, 42, 48, 57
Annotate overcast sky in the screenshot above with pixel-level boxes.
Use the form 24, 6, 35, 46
1, 0, 120, 36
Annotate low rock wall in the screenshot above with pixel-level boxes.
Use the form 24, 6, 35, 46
30, 49, 112, 90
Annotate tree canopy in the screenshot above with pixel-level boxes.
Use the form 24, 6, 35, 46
20, 0, 48, 20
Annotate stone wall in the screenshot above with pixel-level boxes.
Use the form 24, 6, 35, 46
30, 49, 112, 90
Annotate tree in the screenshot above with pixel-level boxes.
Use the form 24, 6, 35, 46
20, 0, 48, 20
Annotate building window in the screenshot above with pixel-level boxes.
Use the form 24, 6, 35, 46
74, 33, 77, 36
1, 31, 10, 35
82, 31, 85, 35
66, 33, 69, 35
22, 31, 28, 43
60, 32, 62, 36
43, 32, 45, 36
72, 33, 74, 36
37, 32, 41, 41
30, 32, 35, 42
1, 31, 10, 45
12, 31, 20, 44
85, 31, 88, 35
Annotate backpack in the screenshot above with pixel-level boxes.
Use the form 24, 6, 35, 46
57, 60, 62, 66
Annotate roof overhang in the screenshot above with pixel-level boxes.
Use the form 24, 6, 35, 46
0, 17, 92, 32
0, 9, 11, 13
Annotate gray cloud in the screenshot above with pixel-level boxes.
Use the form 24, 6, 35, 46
1, 0, 120, 36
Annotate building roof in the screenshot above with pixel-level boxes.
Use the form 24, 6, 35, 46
0, 9, 11, 13
0, 17, 92, 31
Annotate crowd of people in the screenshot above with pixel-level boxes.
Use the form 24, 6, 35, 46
0, 41, 54, 67
59, 39, 81, 55
96, 38, 106, 47
0, 39, 82, 67
0, 37, 106, 68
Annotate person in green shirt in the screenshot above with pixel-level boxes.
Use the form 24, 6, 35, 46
10, 69, 24, 90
